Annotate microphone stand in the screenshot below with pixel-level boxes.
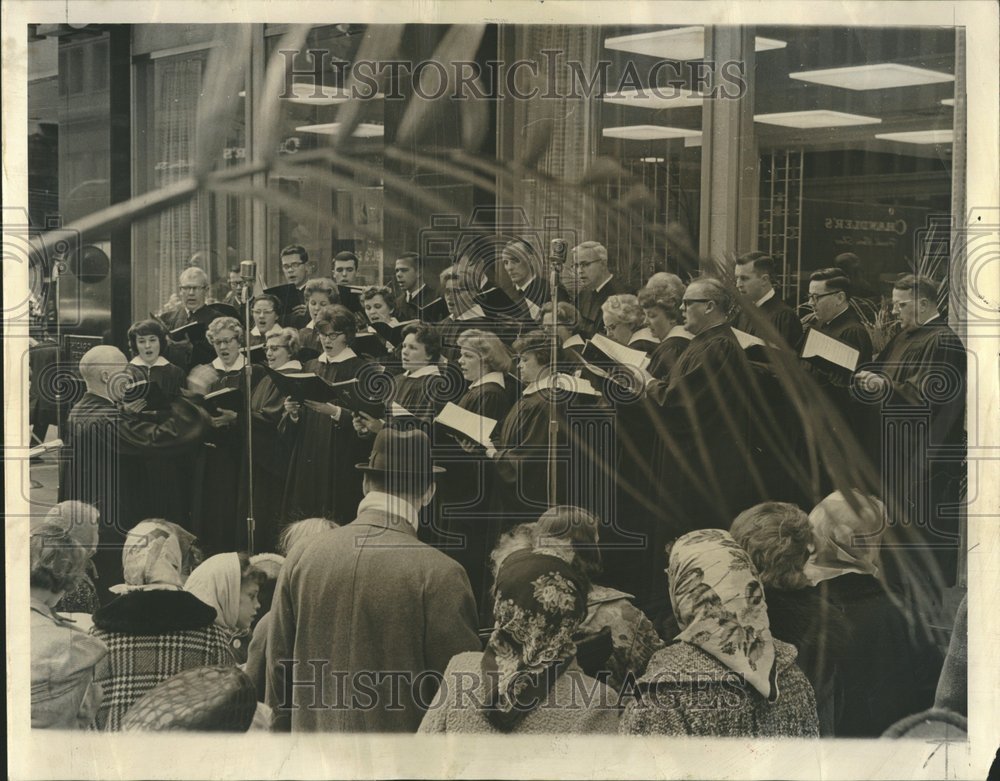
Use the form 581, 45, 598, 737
241, 280, 256, 552
546, 249, 565, 507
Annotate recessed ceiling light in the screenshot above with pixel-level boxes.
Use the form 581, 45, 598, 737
754, 110, 882, 128
295, 122, 385, 138
603, 87, 705, 109
602, 125, 702, 140
790, 63, 954, 90
875, 129, 953, 144
640, 157, 666, 163
684, 136, 702, 148
604, 26, 785, 61
941, 98, 955, 106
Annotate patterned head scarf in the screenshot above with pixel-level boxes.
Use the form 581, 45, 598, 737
184, 553, 242, 633
805, 490, 886, 585
481, 550, 588, 732
112, 520, 202, 593
667, 529, 779, 701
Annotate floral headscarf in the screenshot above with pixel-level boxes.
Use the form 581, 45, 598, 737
481, 550, 587, 731
184, 553, 242, 633
111, 520, 202, 594
667, 529, 779, 701
805, 490, 885, 585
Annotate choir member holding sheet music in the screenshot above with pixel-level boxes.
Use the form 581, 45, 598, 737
353, 323, 448, 437
190, 317, 263, 554
238, 328, 303, 552
161, 267, 240, 370
436, 329, 517, 616
637, 277, 692, 380
601, 294, 658, 353
733, 252, 803, 349
280, 306, 370, 525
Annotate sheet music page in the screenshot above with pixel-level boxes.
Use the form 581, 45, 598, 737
434, 402, 497, 447
590, 333, 651, 369
801, 329, 861, 371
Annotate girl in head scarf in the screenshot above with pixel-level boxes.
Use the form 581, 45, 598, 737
184, 552, 266, 663
419, 550, 619, 735
91, 520, 234, 730
621, 529, 820, 737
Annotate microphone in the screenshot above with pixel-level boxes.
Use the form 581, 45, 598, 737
239, 260, 257, 304
548, 238, 567, 270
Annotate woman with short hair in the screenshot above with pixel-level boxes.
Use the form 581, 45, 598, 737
636, 286, 692, 379
601, 294, 656, 352
361, 285, 399, 325
281, 305, 370, 524
297, 278, 339, 359
30, 514, 109, 729
126, 318, 187, 397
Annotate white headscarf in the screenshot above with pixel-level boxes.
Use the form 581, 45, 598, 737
805, 490, 886, 585
111, 520, 201, 594
184, 553, 242, 632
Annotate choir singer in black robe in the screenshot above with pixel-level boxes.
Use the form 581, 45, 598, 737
281, 306, 370, 525
734, 252, 803, 349
161, 267, 240, 370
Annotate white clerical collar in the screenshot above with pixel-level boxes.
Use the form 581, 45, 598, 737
595, 274, 614, 293
212, 355, 246, 372
318, 347, 358, 364
470, 371, 505, 390
754, 288, 776, 307
514, 276, 537, 293
405, 364, 440, 379
304, 321, 317, 330
629, 327, 655, 345
357, 491, 420, 532
275, 360, 302, 372
130, 356, 170, 368
407, 284, 426, 302
250, 324, 282, 338
665, 325, 695, 341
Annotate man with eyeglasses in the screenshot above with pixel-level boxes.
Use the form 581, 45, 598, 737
806, 268, 873, 362
733, 252, 803, 349
638, 277, 772, 614
266, 244, 315, 329
162, 267, 239, 370
572, 241, 633, 339
854, 274, 966, 587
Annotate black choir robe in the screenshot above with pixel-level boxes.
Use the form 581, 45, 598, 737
190, 356, 265, 555
248, 324, 284, 349
237, 360, 302, 553
735, 292, 804, 349
646, 328, 693, 380
281, 350, 371, 525
627, 327, 660, 355
803, 305, 877, 475
870, 315, 967, 584
642, 323, 773, 611
267, 283, 311, 329
395, 284, 440, 322
433, 373, 517, 621
296, 323, 322, 362
508, 276, 569, 322
575, 275, 634, 339
162, 303, 240, 370
125, 358, 187, 398
59, 392, 209, 602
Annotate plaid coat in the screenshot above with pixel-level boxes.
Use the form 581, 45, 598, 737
91, 589, 234, 730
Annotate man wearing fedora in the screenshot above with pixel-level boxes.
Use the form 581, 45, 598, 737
265, 428, 480, 733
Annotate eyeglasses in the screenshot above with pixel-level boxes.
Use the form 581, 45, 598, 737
318, 330, 344, 338
807, 292, 839, 303
603, 321, 627, 333
252, 309, 276, 317
212, 335, 239, 346
281, 261, 305, 271
179, 285, 206, 293
680, 298, 711, 306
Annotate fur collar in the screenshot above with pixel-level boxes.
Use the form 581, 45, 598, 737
93, 589, 217, 635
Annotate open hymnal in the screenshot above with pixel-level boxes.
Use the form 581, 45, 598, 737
434, 402, 498, 448
585, 333, 651, 370
731, 328, 766, 350
800, 328, 860, 372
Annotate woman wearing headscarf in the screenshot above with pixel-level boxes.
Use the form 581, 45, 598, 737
730, 501, 851, 735
419, 549, 619, 734
621, 529, 819, 737
30, 513, 108, 729
184, 552, 266, 665
90, 520, 233, 731
45, 501, 102, 614
806, 490, 937, 737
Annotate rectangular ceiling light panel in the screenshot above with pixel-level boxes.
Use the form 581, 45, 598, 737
602, 125, 702, 140
790, 63, 955, 90
605, 26, 785, 60
754, 110, 882, 128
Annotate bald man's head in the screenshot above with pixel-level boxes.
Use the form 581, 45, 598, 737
78, 345, 128, 396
